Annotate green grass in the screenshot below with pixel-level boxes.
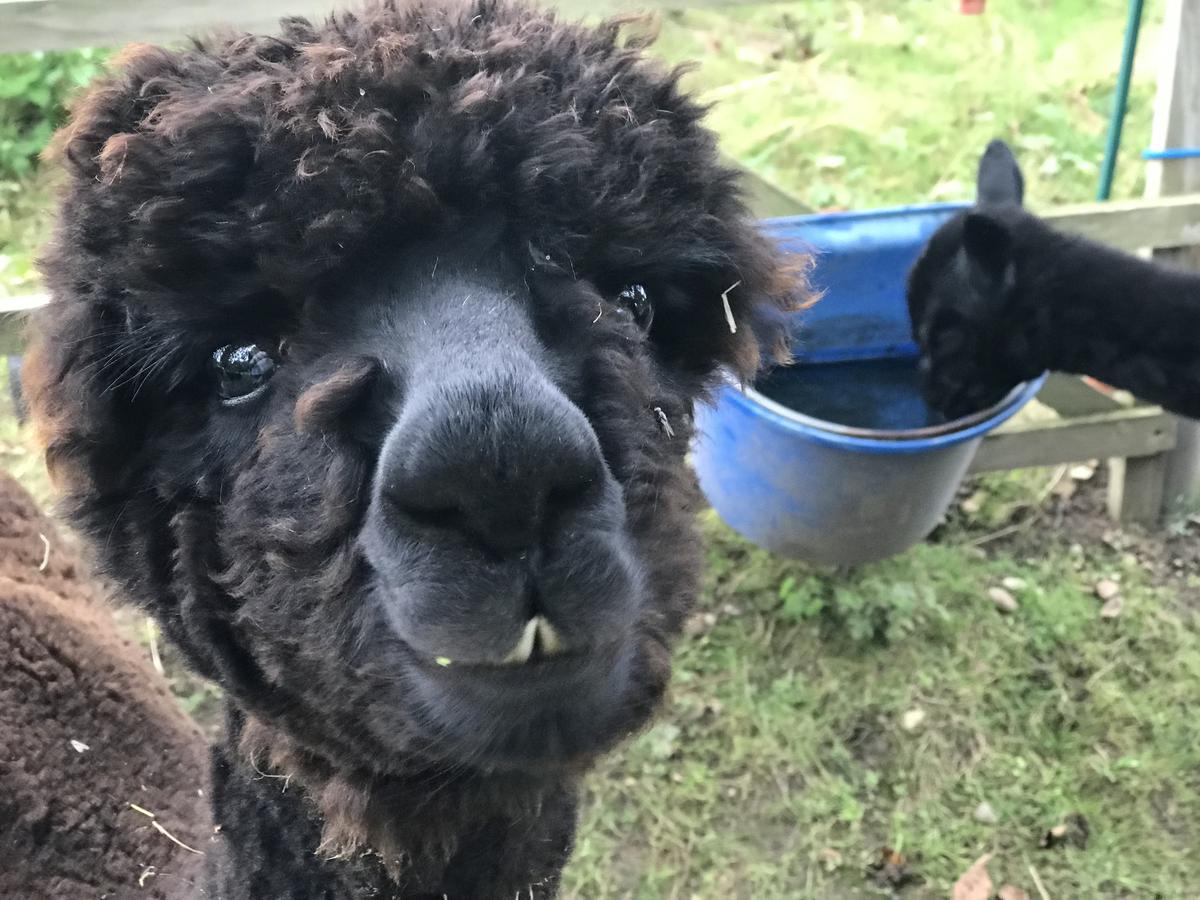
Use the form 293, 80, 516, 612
3, 1, 1198, 897
0, 169, 55, 301
0, 361, 49, 505
564, 515, 1200, 898
653, 0, 1162, 211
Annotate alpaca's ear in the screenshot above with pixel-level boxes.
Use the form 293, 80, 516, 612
962, 211, 1015, 288
976, 139, 1025, 208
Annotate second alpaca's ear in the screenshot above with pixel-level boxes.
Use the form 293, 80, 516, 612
963, 211, 1016, 290
976, 139, 1025, 207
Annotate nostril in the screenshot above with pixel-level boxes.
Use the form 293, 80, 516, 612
547, 479, 595, 513
383, 489, 470, 536
385, 483, 540, 559
402, 504, 469, 534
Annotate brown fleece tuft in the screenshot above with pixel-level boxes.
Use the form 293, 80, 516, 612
0, 472, 210, 900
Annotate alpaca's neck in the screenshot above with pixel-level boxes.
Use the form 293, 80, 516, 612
1015, 222, 1200, 418
201, 705, 573, 899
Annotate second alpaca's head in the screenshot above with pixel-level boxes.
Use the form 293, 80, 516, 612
907, 139, 1045, 418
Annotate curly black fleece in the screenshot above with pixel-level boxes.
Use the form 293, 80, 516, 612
24, 1, 808, 896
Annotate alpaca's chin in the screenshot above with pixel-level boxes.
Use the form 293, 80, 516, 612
403, 635, 645, 771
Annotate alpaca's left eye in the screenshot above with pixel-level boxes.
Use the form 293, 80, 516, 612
615, 283, 653, 329
213, 343, 277, 405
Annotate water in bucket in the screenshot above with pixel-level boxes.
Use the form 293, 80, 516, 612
755, 354, 949, 432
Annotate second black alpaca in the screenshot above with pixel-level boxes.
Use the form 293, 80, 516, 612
908, 139, 1200, 420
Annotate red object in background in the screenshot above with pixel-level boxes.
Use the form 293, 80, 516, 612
961, 0, 986, 12
1083, 376, 1117, 396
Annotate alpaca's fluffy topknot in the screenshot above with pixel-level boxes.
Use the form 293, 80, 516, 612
31, 0, 807, 490
52, 0, 805, 334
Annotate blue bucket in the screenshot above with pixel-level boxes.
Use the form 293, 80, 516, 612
693, 204, 1045, 566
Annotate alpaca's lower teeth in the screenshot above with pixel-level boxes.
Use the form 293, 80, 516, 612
501, 618, 540, 665
498, 616, 566, 665
536, 617, 564, 655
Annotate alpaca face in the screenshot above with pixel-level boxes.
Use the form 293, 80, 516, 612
26, 3, 803, 777
907, 139, 1036, 418
217, 219, 666, 769
191, 219, 677, 770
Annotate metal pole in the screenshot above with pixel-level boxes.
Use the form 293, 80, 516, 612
1097, 0, 1147, 201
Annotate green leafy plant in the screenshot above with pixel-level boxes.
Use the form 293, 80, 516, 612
0, 49, 108, 182
778, 567, 945, 644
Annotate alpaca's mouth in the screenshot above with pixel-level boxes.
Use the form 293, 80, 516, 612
432, 616, 569, 669
402, 623, 638, 768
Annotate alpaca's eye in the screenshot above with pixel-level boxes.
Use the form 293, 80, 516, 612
615, 283, 653, 329
213, 343, 277, 405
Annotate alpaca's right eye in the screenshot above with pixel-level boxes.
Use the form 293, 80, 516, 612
614, 283, 653, 330
213, 343, 277, 405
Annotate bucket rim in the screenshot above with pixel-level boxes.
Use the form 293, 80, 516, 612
716, 370, 1047, 455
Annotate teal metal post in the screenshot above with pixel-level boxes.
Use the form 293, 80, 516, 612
1097, 0, 1146, 201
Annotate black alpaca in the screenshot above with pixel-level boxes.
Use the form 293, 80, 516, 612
20, 1, 807, 897
908, 138, 1200, 420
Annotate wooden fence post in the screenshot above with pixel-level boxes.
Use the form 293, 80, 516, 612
1140, 0, 1200, 520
